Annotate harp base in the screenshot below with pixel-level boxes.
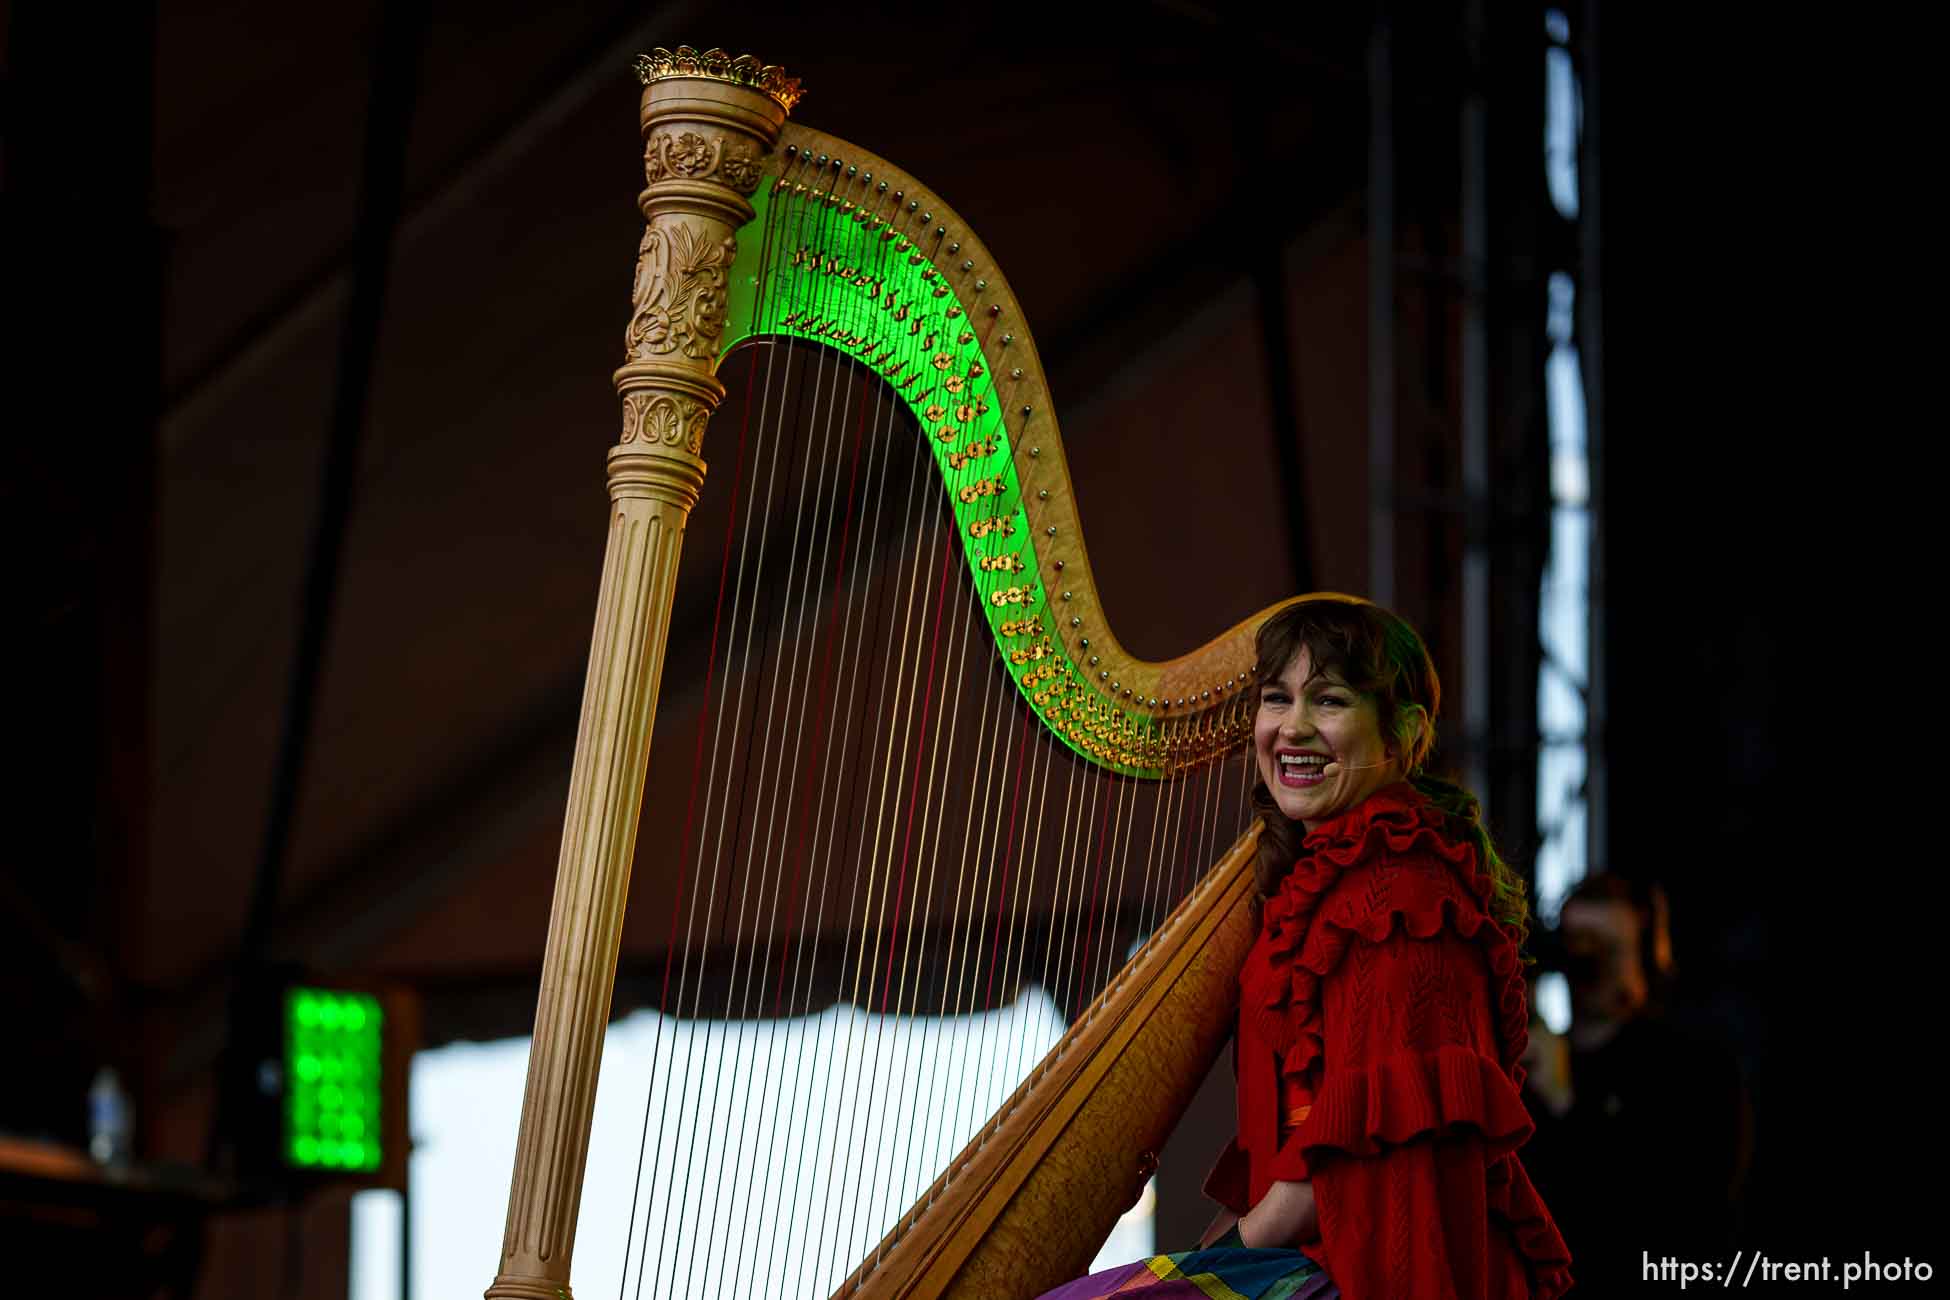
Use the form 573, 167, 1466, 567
484, 1271, 573, 1300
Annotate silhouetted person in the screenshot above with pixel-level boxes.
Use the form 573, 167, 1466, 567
1521, 874, 1749, 1297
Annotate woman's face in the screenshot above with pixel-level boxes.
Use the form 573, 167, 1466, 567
1254, 647, 1400, 831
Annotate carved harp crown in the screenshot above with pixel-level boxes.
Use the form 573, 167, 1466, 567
487, 48, 1312, 1300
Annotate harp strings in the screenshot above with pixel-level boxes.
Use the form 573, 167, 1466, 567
623, 174, 788, 1298
808, 175, 955, 1290
790, 364, 908, 1297
831, 192, 1027, 1282
669, 334, 816, 1285
885, 216, 1029, 1270
762, 357, 889, 1294
878, 340, 1015, 1255
706, 247, 877, 1285
927, 291, 1026, 1227
623, 343, 758, 1300
863, 209, 1034, 1274
636, 167, 834, 1293
688, 181, 840, 1283
826, 333, 949, 1276
614, 149, 1253, 1299
759, 178, 915, 1293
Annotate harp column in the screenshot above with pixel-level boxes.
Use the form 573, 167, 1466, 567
487, 49, 798, 1300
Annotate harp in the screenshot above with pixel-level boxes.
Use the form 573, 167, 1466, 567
485, 48, 1292, 1300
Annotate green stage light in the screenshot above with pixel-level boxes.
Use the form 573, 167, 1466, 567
282, 987, 384, 1174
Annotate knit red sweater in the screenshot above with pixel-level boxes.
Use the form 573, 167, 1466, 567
1204, 784, 1573, 1300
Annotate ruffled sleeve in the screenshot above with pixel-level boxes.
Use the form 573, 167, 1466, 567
1303, 926, 1568, 1298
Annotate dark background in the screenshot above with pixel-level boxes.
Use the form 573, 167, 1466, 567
4, 2, 1917, 1295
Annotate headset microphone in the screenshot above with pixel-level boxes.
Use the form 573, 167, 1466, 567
1319, 759, 1396, 778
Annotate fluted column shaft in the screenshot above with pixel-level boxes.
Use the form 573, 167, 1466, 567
487, 52, 794, 1300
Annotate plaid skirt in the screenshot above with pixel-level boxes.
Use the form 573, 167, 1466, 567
1034, 1232, 1338, 1300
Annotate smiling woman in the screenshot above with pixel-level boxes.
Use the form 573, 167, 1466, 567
1252, 646, 1401, 833
1226, 596, 1566, 1297
1041, 596, 1572, 1300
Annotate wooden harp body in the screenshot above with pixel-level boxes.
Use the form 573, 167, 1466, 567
487, 49, 1305, 1300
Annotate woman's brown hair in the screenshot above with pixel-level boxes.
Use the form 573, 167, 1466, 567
1249, 596, 1532, 946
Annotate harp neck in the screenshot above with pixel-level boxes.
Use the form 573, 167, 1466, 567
724, 122, 1306, 781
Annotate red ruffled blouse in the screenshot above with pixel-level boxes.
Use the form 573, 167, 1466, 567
1205, 783, 1573, 1300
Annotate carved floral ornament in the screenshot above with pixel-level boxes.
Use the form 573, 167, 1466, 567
643, 130, 764, 194
632, 46, 803, 113
625, 220, 738, 362
620, 390, 709, 454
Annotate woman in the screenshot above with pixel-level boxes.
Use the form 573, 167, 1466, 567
1040, 596, 1571, 1300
